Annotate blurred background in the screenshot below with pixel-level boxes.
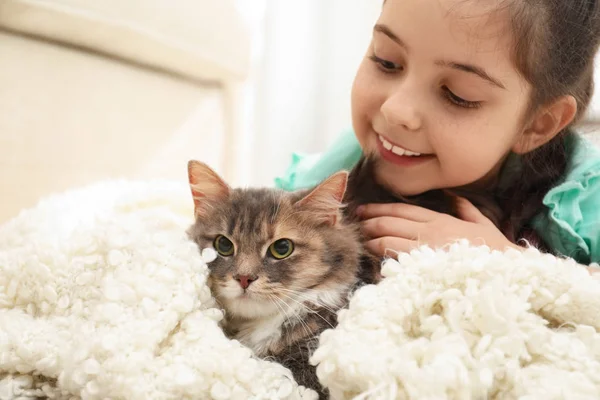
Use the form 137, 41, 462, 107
0, 0, 598, 222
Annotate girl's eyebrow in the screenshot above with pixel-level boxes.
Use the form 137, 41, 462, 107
436, 61, 506, 90
374, 24, 409, 50
373, 23, 506, 90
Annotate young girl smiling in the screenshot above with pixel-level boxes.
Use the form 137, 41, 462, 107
276, 0, 600, 264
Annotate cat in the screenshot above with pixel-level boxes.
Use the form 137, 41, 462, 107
186, 156, 504, 398
187, 160, 366, 398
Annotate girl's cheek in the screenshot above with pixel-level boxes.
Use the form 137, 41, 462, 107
352, 67, 375, 116
352, 66, 371, 105
355, 83, 383, 121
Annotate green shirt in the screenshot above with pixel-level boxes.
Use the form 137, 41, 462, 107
274, 129, 600, 264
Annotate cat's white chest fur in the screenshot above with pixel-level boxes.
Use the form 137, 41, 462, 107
224, 298, 301, 355
233, 313, 289, 355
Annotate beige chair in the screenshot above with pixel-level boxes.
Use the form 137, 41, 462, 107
0, 0, 251, 223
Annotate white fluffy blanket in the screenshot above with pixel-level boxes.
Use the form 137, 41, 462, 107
1, 181, 600, 400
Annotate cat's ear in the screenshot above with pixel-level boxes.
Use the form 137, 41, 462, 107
295, 171, 348, 226
187, 160, 231, 218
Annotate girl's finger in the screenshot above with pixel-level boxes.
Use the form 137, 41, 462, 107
356, 202, 439, 222
360, 216, 421, 240
365, 236, 417, 258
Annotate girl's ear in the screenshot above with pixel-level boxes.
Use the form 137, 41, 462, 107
188, 160, 231, 218
513, 95, 577, 154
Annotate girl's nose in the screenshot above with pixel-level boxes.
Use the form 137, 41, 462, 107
380, 86, 422, 132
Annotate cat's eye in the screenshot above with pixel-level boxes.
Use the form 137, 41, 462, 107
214, 235, 234, 256
268, 239, 294, 260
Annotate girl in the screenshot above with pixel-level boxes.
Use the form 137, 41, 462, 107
275, 0, 600, 265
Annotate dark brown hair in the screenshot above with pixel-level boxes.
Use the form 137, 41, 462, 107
493, 0, 600, 244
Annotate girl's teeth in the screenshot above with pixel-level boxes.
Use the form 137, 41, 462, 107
382, 139, 392, 151
391, 146, 405, 156
379, 135, 422, 157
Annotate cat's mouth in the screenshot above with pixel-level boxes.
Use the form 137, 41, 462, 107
237, 290, 256, 299
217, 286, 279, 319
219, 283, 257, 299
216, 279, 272, 303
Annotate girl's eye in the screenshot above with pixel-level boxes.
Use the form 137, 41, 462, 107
442, 86, 481, 109
214, 235, 234, 256
369, 54, 402, 73
268, 239, 294, 260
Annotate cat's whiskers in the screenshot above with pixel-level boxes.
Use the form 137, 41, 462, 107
268, 279, 344, 313
276, 291, 336, 330
268, 294, 314, 341
267, 294, 292, 320
280, 298, 317, 341
277, 289, 338, 316
279, 286, 342, 315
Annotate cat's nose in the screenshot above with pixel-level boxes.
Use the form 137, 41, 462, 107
233, 274, 258, 289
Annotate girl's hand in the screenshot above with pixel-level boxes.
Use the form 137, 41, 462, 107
358, 197, 521, 257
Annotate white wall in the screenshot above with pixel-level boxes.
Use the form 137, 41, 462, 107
243, 0, 382, 187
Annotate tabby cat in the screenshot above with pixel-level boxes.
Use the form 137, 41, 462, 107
187, 160, 366, 398
186, 156, 502, 398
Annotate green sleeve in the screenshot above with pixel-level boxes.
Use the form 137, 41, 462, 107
274, 129, 363, 191
531, 135, 600, 264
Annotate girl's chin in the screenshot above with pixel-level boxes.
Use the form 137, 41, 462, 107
372, 166, 432, 197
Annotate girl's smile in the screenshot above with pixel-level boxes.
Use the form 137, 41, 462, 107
376, 134, 435, 167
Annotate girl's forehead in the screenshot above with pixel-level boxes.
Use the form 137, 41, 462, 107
379, 0, 513, 57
